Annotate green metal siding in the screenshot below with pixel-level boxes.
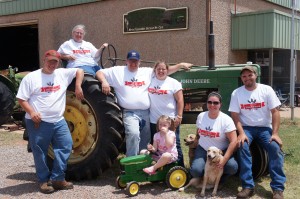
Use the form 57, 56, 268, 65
232, 9, 300, 50
266, 0, 291, 9
0, 0, 99, 16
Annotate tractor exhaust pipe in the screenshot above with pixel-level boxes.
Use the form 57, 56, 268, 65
208, 21, 216, 70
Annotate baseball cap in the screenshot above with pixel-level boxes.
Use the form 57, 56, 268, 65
240, 65, 257, 75
44, 50, 61, 61
127, 50, 140, 60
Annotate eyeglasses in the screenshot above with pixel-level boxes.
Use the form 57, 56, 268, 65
207, 101, 220, 105
74, 31, 84, 35
156, 68, 167, 71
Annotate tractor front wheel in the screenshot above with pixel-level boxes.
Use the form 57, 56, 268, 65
126, 181, 139, 197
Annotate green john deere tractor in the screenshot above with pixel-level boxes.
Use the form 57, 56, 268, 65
0, 66, 27, 125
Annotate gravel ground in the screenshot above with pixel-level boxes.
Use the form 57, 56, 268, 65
0, 130, 242, 199
4, 113, 294, 199
2, 108, 298, 198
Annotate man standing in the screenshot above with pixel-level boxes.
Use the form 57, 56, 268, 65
229, 66, 286, 199
17, 50, 84, 194
97, 50, 192, 157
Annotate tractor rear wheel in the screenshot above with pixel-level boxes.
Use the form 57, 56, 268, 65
0, 81, 15, 126
47, 75, 124, 180
166, 166, 188, 190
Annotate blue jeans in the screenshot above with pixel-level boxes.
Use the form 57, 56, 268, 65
150, 123, 184, 167
123, 109, 150, 156
238, 126, 286, 191
77, 65, 101, 77
190, 145, 238, 183
26, 119, 72, 183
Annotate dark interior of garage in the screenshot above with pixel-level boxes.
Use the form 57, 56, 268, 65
0, 24, 39, 72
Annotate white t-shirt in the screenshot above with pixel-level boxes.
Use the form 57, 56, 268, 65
196, 111, 236, 151
229, 83, 281, 128
148, 76, 182, 123
102, 66, 153, 110
16, 68, 77, 123
58, 39, 98, 68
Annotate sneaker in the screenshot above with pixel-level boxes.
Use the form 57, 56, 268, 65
273, 190, 284, 199
236, 188, 255, 198
52, 180, 74, 190
39, 182, 55, 194
143, 166, 156, 175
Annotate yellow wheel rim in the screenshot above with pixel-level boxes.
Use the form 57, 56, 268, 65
129, 183, 139, 196
169, 169, 187, 188
48, 91, 98, 164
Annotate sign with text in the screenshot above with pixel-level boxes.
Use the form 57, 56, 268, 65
123, 7, 188, 34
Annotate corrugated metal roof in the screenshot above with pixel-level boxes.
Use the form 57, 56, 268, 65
0, 0, 99, 16
232, 9, 300, 50
266, 0, 292, 8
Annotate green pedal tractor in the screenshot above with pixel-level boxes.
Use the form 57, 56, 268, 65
116, 154, 188, 197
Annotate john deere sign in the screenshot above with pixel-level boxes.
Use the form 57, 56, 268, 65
123, 7, 188, 34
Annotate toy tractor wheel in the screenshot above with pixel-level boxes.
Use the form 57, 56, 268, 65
126, 181, 139, 197
0, 81, 15, 126
116, 176, 127, 189
166, 166, 188, 190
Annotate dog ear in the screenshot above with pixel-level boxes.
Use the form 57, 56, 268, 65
219, 149, 223, 155
196, 133, 200, 140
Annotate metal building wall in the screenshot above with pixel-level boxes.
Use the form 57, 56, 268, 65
0, 0, 99, 16
0, 0, 294, 67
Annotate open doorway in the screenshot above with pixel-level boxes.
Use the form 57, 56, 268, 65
0, 24, 39, 72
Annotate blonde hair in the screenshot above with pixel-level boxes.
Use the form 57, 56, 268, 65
156, 115, 175, 132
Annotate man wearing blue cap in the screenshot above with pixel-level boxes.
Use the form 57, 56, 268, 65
97, 50, 192, 156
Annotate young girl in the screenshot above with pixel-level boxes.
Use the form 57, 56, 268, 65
142, 115, 178, 175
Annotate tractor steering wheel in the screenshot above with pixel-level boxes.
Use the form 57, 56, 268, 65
100, 44, 117, 68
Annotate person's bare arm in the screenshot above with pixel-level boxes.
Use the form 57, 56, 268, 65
269, 107, 282, 148
165, 133, 176, 148
231, 112, 248, 147
167, 63, 193, 75
95, 70, 111, 95
174, 90, 184, 128
60, 54, 76, 61
94, 43, 108, 59
18, 99, 41, 124
75, 69, 84, 100
220, 130, 238, 167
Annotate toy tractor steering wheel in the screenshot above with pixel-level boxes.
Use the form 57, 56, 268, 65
100, 44, 117, 68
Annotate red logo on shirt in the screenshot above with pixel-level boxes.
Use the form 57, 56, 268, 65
148, 87, 168, 95
73, 49, 90, 54
125, 78, 145, 88
240, 102, 265, 110
41, 85, 60, 93
197, 129, 220, 138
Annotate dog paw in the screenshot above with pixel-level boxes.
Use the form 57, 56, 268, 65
212, 191, 217, 196
200, 192, 205, 197
178, 187, 184, 192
